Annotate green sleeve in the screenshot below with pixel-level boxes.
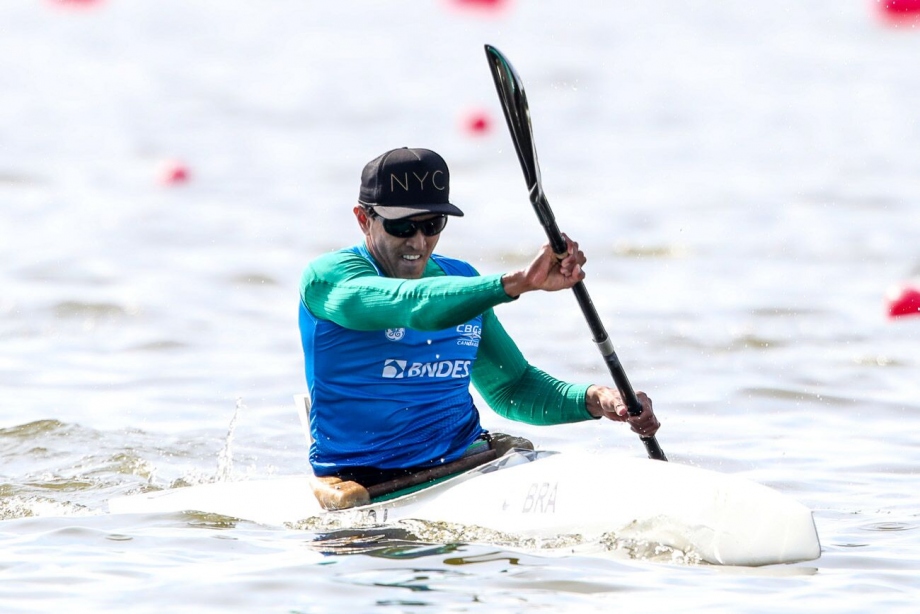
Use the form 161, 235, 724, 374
471, 308, 595, 425
301, 248, 516, 331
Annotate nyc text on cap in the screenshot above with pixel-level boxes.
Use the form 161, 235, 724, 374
358, 147, 464, 219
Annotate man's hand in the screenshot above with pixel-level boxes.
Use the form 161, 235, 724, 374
586, 386, 660, 438
501, 234, 586, 297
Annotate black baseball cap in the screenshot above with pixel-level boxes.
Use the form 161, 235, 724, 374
358, 147, 464, 220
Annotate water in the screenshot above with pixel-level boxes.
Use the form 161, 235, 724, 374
2, 0, 920, 611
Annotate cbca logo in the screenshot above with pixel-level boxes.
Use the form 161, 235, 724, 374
456, 324, 481, 347
381, 359, 407, 378
385, 328, 406, 341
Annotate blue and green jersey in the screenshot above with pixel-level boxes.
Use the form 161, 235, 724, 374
299, 243, 592, 476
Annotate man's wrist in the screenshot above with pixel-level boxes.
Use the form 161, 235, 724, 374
585, 385, 603, 418
501, 271, 529, 298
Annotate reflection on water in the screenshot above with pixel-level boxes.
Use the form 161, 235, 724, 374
306, 527, 460, 558
300, 518, 704, 566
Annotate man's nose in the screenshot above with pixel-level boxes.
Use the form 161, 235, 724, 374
405, 227, 426, 246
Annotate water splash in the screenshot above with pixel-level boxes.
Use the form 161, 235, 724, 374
215, 398, 244, 482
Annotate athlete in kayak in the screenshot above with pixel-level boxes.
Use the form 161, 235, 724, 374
299, 147, 659, 495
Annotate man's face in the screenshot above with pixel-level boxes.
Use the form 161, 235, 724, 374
356, 207, 444, 279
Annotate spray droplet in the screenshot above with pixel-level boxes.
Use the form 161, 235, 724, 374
216, 398, 245, 481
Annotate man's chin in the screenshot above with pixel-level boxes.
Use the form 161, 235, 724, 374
398, 258, 427, 278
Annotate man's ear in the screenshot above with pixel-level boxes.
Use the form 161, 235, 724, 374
353, 205, 371, 234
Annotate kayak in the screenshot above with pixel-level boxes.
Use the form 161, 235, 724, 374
108, 397, 821, 567
109, 448, 820, 566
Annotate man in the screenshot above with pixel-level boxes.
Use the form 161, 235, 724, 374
299, 147, 659, 504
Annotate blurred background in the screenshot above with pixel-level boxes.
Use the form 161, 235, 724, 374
1, 0, 920, 610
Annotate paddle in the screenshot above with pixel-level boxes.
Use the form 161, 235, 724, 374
484, 44, 667, 461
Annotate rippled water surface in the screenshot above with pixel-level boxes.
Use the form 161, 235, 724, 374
3, 1, 920, 612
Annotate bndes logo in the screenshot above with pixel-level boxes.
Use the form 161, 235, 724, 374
381, 359, 471, 379
381, 359, 407, 378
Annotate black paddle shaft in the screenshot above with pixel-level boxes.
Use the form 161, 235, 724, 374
484, 44, 667, 462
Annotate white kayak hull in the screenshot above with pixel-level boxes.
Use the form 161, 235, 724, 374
109, 450, 820, 567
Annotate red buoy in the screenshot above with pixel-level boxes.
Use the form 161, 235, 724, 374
876, 0, 920, 25
460, 108, 493, 137
886, 284, 920, 318
444, 0, 511, 16
159, 160, 190, 186
47, 0, 104, 8
879, 0, 920, 13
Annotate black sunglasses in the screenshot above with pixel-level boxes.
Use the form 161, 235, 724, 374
365, 208, 448, 238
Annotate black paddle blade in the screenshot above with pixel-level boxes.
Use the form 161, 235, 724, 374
485, 45, 565, 256
484, 44, 542, 194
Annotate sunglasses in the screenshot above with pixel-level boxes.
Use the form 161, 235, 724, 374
365, 208, 448, 238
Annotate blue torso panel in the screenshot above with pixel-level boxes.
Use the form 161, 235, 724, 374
299, 244, 485, 475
